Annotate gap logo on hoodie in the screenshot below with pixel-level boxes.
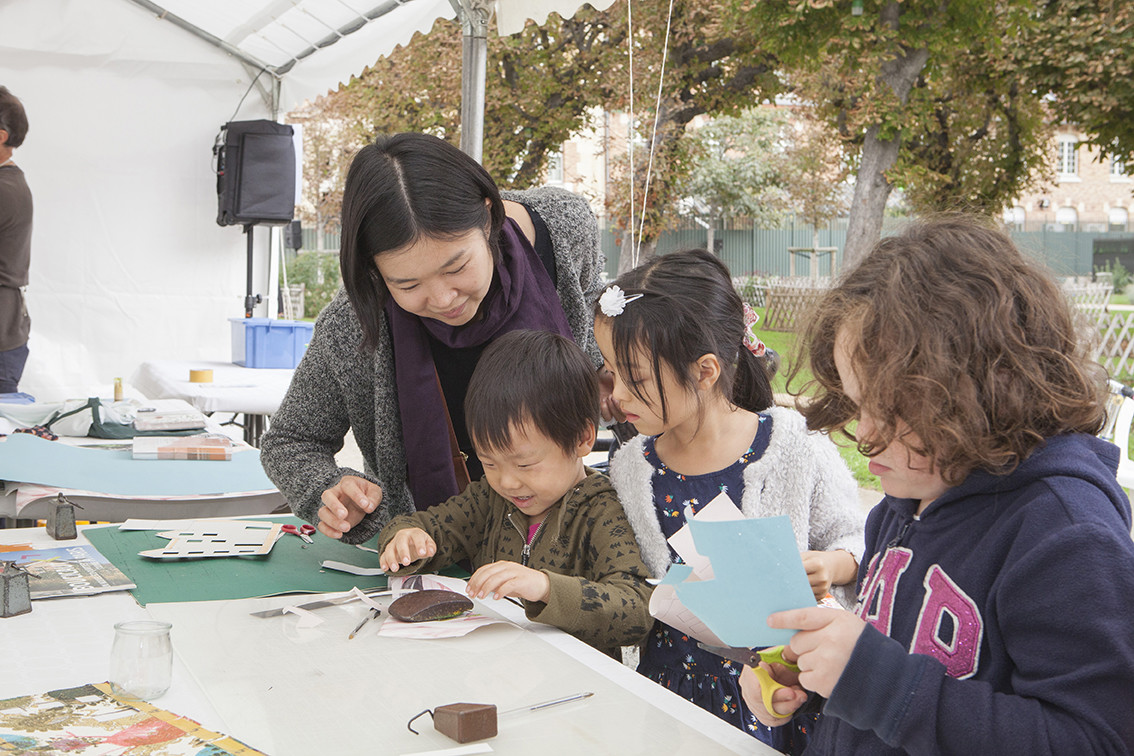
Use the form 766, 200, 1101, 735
856, 547, 983, 679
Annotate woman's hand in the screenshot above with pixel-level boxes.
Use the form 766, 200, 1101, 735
598, 368, 626, 423
467, 561, 551, 603
317, 475, 382, 539
768, 606, 867, 698
801, 549, 858, 600
379, 528, 436, 573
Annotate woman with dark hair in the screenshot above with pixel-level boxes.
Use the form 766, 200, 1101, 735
261, 133, 605, 545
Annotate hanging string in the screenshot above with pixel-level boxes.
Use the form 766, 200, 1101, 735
631, 0, 677, 269
626, 0, 635, 270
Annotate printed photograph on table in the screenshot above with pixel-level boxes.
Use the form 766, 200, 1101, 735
0, 682, 265, 754
0, 543, 135, 599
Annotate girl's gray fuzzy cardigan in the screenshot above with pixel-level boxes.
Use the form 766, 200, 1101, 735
609, 406, 867, 608
260, 187, 604, 544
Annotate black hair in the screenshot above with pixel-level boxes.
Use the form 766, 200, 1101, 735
0, 86, 28, 148
466, 329, 599, 456
339, 133, 505, 349
596, 248, 773, 424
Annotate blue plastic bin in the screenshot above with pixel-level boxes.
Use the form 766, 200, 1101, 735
230, 317, 314, 369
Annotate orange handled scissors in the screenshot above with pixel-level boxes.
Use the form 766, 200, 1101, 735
281, 523, 315, 544
697, 642, 800, 717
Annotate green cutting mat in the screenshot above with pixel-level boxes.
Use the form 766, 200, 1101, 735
84, 516, 387, 605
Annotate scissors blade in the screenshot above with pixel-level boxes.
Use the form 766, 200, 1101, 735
696, 642, 762, 667
250, 586, 393, 618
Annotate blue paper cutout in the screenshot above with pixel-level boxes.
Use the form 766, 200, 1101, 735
0, 433, 274, 496
669, 514, 815, 647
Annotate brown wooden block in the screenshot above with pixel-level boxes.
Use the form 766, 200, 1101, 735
432, 703, 497, 743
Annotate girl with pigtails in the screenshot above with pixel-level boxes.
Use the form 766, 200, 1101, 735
596, 249, 864, 754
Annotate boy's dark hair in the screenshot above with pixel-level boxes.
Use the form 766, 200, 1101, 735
595, 248, 774, 424
794, 215, 1107, 485
339, 133, 505, 349
0, 86, 28, 148
466, 329, 599, 455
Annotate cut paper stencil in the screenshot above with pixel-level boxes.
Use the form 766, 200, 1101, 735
138, 521, 282, 559
650, 493, 816, 648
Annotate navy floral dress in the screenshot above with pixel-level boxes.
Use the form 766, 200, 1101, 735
637, 413, 814, 755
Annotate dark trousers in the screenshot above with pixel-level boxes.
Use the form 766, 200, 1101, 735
0, 343, 28, 393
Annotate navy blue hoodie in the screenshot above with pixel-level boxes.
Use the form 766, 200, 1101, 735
806, 433, 1134, 754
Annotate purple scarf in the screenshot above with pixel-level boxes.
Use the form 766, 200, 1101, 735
385, 217, 573, 510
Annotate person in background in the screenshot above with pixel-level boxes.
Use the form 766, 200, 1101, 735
744, 216, 1134, 754
0, 85, 32, 394
378, 329, 653, 659
260, 133, 606, 545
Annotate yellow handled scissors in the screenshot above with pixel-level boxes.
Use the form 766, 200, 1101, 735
697, 642, 799, 718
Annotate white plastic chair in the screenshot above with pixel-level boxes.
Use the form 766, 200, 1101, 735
1101, 380, 1134, 490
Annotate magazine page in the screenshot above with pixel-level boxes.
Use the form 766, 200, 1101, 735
1, 543, 136, 599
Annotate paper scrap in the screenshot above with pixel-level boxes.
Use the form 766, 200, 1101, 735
378, 612, 512, 639
665, 492, 745, 580
348, 586, 384, 611
666, 514, 815, 647
323, 559, 385, 576
283, 605, 324, 628
138, 522, 282, 559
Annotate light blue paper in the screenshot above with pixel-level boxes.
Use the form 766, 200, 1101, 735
669, 514, 815, 647
0, 433, 275, 496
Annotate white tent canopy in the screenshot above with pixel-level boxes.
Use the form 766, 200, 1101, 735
0, 0, 615, 401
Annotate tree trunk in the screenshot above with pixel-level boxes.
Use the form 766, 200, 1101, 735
707, 222, 716, 255
812, 227, 821, 279
618, 232, 657, 275
842, 2, 931, 269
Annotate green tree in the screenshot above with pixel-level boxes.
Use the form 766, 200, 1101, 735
680, 107, 789, 252
740, 0, 1046, 266
780, 109, 852, 258
1025, 0, 1134, 168
285, 251, 341, 319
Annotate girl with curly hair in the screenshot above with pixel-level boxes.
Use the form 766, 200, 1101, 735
743, 216, 1134, 754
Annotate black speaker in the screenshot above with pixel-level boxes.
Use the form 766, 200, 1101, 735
283, 219, 303, 250
215, 120, 297, 227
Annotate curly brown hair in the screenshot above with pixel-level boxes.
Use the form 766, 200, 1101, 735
791, 215, 1107, 486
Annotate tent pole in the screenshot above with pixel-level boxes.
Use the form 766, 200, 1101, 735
455, 0, 492, 163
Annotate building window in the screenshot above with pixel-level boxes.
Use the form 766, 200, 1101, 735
1109, 207, 1129, 232
1002, 206, 1026, 231
1112, 156, 1130, 182
1055, 206, 1078, 231
1057, 138, 1078, 177
546, 150, 564, 184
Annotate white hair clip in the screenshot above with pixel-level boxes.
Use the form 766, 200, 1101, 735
599, 285, 644, 317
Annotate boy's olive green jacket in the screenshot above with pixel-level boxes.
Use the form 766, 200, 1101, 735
378, 469, 654, 658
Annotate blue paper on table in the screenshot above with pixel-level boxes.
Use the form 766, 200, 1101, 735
665, 514, 815, 647
0, 433, 275, 496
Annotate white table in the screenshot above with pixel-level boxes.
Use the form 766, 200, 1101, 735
131, 360, 296, 447
0, 524, 774, 756
0, 398, 285, 524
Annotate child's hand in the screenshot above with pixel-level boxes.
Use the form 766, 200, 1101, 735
598, 370, 627, 423
467, 561, 550, 603
767, 606, 867, 698
801, 549, 858, 601
739, 660, 809, 726
379, 528, 436, 573
318, 475, 381, 539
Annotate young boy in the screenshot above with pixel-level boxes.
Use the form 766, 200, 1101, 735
378, 329, 654, 658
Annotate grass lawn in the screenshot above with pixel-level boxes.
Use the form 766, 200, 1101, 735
755, 307, 882, 492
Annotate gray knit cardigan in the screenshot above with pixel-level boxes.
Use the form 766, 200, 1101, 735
260, 187, 605, 544
609, 406, 867, 608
